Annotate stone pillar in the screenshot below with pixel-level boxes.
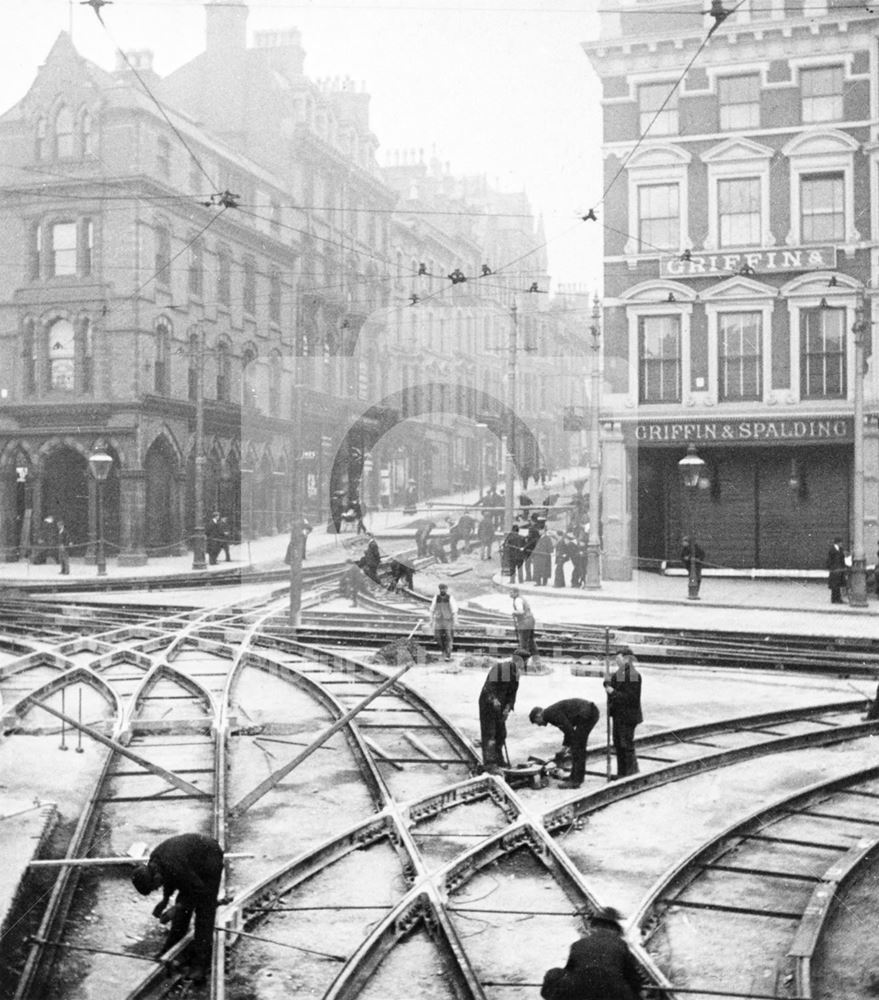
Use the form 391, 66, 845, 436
864, 418, 879, 570
174, 471, 188, 555
0, 471, 15, 561
601, 422, 633, 580
85, 476, 97, 563
117, 469, 148, 566
241, 468, 255, 540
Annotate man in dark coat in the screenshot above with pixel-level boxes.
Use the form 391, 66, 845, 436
478, 648, 526, 774
680, 536, 706, 596
131, 832, 224, 982
530, 698, 600, 789
532, 530, 554, 586
477, 513, 495, 560
502, 524, 526, 583
56, 518, 70, 575
605, 647, 643, 778
206, 511, 224, 565
415, 520, 435, 558
554, 533, 574, 588
358, 533, 382, 583
388, 555, 415, 592
340, 559, 367, 606
522, 518, 541, 581
329, 491, 345, 534
827, 536, 847, 604
541, 907, 645, 1000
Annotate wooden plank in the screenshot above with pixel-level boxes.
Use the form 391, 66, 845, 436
20, 697, 210, 799
403, 731, 448, 770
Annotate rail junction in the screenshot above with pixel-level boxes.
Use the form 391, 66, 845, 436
1, 556, 878, 1000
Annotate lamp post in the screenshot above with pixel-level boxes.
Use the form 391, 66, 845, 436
289, 365, 305, 631
15, 465, 29, 561
191, 324, 207, 571
678, 443, 705, 601
88, 450, 113, 577
849, 300, 869, 607
504, 302, 518, 532
585, 293, 602, 590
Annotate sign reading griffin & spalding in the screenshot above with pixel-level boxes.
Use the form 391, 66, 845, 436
660, 245, 837, 278
626, 417, 853, 446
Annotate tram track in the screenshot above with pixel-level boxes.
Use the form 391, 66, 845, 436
4, 585, 879, 999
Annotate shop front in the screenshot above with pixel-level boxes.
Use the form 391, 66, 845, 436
628, 416, 854, 571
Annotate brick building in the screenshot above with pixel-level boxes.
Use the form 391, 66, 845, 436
585, 0, 879, 576
0, 3, 582, 564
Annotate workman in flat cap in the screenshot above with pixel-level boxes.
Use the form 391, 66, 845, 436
479, 648, 527, 774
131, 832, 224, 983
529, 698, 600, 789
541, 906, 646, 1000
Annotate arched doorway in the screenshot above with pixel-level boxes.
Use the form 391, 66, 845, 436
40, 446, 89, 556
144, 437, 178, 554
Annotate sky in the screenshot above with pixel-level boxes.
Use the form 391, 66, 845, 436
0, 0, 605, 290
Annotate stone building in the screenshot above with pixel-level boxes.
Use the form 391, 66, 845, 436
585, 0, 879, 575
0, 2, 584, 563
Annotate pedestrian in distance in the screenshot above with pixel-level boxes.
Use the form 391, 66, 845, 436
827, 536, 847, 604
387, 555, 415, 592
501, 524, 525, 583
554, 532, 574, 588
329, 490, 345, 534
680, 535, 705, 598
529, 699, 600, 789
56, 517, 70, 575
479, 648, 526, 774
206, 511, 224, 565
604, 646, 643, 779
523, 517, 541, 582
348, 495, 367, 534
541, 906, 645, 1000
477, 512, 495, 560
402, 479, 418, 515
510, 587, 539, 659
358, 533, 382, 583
283, 517, 312, 565
131, 832, 224, 984
428, 583, 458, 660
414, 520, 435, 558
532, 528, 554, 586
340, 558, 367, 606
218, 515, 232, 562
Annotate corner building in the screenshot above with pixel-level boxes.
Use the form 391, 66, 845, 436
585, 0, 879, 575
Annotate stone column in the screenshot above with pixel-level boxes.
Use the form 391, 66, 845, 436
864, 418, 879, 571
85, 476, 97, 563
601, 422, 633, 580
117, 469, 148, 566
0, 471, 15, 561
174, 471, 187, 556
240, 468, 254, 540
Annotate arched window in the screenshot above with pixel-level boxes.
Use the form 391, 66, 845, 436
22, 318, 36, 395
81, 317, 93, 394
48, 318, 75, 390
55, 106, 74, 159
242, 345, 257, 408
36, 117, 47, 161
216, 340, 231, 402
154, 317, 171, 395
269, 350, 282, 416
81, 111, 94, 157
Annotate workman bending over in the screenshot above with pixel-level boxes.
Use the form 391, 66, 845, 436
529, 698, 600, 789
478, 648, 526, 774
131, 832, 224, 983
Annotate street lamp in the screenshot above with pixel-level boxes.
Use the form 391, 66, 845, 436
585, 293, 602, 590
88, 450, 113, 577
849, 299, 869, 607
678, 443, 705, 601
504, 302, 518, 532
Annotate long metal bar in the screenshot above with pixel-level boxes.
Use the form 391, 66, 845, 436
21, 697, 210, 798
231, 658, 415, 815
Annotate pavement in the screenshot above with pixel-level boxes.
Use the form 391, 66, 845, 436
1, 467, 877, 638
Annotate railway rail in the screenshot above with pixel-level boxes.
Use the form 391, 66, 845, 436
3, 577, 879, 999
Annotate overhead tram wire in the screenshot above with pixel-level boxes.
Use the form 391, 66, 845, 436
71, 0, 879, 11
